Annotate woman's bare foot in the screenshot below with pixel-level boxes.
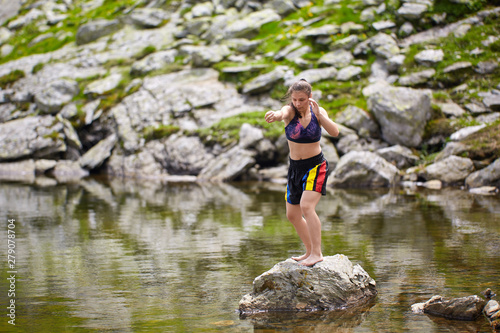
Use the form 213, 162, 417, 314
299, 255, 323, 267
291, 253, 310, 261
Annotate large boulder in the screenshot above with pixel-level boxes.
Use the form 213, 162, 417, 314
424, 156, 475, 185
242, 66, 288, 95
238, 255, 377, 314
330, 151, 399, 188
0, 116, 66, 161
367, 86, 431, 147
465, 157, 500, 188
0, 159, 35, 183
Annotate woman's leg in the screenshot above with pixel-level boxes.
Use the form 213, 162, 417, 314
299, 191, 323, 266
286, 202, 311, 261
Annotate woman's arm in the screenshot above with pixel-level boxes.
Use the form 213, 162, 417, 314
265, 105, 293, 124
310, 99, 339, 137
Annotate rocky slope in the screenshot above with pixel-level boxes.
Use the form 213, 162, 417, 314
0, 0, 499, 191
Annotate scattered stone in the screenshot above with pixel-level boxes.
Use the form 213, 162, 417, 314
376, 145, 419, 169
397, 3, 428, 20
422, 179, 442, 190
475, 60, 498, 74
414, 49, 444, 67
238, 255, 377, 314
130, 50, 178, 76
437, 101, 466, 118
372, 20, 396, 31
335, 105, 380, 138
398, 69, 435, 86
242, 66, 288, 94
483, 94, 500, 111
318, 49, 354, 68
337, 66, 362, 81
198, 146, 256, 181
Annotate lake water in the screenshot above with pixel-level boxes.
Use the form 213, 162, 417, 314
0, 177, 499, 332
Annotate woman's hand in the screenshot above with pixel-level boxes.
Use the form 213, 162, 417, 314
309, 98, 320, 117
265, 110, 278, 123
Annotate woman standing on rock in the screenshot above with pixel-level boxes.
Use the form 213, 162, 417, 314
265, 79, 339, 266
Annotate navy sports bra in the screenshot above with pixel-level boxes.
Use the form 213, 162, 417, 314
285, 106, 322, 143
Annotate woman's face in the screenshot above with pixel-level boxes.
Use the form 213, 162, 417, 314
291, 91, 311, 113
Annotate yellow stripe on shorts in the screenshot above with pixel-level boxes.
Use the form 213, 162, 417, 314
305, 165, 318, 191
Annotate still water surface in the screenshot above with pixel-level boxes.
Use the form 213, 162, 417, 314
0, 177, 499, 332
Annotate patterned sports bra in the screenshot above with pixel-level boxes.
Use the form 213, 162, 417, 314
285, 106, 322, 144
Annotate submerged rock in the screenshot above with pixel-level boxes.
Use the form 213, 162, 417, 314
238, 255, 377, 314
412, 295, 487, 321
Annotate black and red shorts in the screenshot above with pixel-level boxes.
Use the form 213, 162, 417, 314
286, 152, 329, 205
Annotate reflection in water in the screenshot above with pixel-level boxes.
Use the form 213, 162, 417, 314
0, 177, 499, 332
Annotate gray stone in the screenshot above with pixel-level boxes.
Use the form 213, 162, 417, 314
285, 67, 338, 86
198, 146, 256, 181
398, 69, 435, 86
337, 66, 362, 81
239, 123, 264, 149
318, 49, 354, 68
367, 86, 431, 147
424, 155, 475, 184
75, 19, 122, 45
191, 2, 215, 17
368, 33, 400, 59
79, 134, 117, 170
415, 295, 487, 320
397, 3, 428, 20
443, 61, 473, 74
466, 158, 500, 188
266, 0, 297, 16
0, 116, 66, 161
129, 8, 169, 28
180, 44, 231, 68
332, 35, 360, 50
376, 145, 419, 169
465, 102, 489, 114
35, 159, 57, 174
435, 142, 468, 162
8, 8, 44, 30
399, 22, 414, 37
414, 49, 444, 66
106, 147, 168, 179
34, 78, 79, 114
0, 159, 35, 183
335, 105, 380, 138
331, 151, 400, 188
224, 9, 281, 39
475, 60, 498, 74
51, 160, 89, 183
437, 101, 465, 118
238, 255, 377, 314
84, 73, 122, 96
450, 124, 486, 141
372, 20, 396, 31
242, 66, 288, 94
483, 94, 500, 111
297, 24, 340, 38
131, 49, 178, 76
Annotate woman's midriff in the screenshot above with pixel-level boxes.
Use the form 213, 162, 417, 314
288, 141, 322, 160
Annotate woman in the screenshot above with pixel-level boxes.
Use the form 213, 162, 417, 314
265, 79, 339, 266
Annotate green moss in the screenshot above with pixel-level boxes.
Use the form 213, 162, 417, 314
43, 131, 63, 141
143, 125, 180, 141
461, 123, 500, 160
195, 111, 284, 147
32, 63, 45, 74
430, 0, 489, 23
0, 70, 26, 88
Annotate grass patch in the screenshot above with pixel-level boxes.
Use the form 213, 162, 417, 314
461, 123, 500, 160
143, 124, 180, 141
196, 111, 284, 147
0, 70, 25, 88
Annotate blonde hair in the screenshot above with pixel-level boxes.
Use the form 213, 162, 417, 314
283, 79, 312, 118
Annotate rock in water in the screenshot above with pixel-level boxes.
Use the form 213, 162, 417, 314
238, 255, 377, 314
